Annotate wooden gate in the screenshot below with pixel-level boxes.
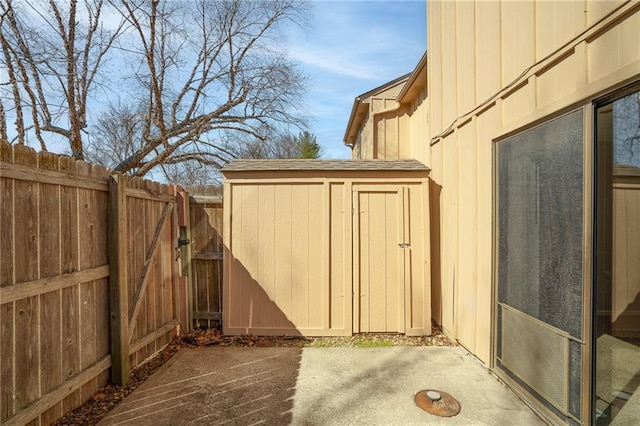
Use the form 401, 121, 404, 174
109, 174, 181, 385
183, 194, 223, 329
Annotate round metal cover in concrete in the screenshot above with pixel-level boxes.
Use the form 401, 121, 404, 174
415, 389, 461, 417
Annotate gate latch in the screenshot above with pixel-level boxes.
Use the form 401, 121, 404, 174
178, 238, 191, 248
398, 243, 409, 249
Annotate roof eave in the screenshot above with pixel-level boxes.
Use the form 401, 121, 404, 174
397, 51, 428, 104
343, 98, 370, 145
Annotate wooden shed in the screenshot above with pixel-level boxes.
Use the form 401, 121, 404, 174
221, 159, 431, 336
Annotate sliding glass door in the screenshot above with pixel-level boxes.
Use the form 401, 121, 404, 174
594, 87, 640, 425
495, 109, 585, 424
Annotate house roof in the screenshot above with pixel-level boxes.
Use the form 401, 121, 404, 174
343, 74, 411, 146
222, 158, 429, 173
343, 51, 428, 146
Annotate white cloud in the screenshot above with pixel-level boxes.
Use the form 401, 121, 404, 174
288, 1, 426, 158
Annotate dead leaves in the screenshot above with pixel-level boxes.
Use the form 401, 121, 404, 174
55, 323, 452, 425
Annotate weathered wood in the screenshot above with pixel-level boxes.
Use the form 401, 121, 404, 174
192, 311, 222, 321
0, 161, 108, 191
191, 252, 223, 261
0, 175, 14, 287
39, 291, 62, 403
0, 141, 13, 161
128, 202, 173, 340
1, 356, 110, 426
180, 190, 193, 332
2, 143, 187, 424
108, 174, 129, 385
0, 265, 109, 303
80, 281, 97, 370
59, 157, 79, 275
189, 195, 222, 204
1, 303, 14, 421
14, 296, 39, 411
13, 172, 38, 285
126, 186, 175, 203
61, 285, 81, 416
128, 319, 179, 355
95, 277, 110, 359
189, 196, 224, 328
39, 183, 60, 278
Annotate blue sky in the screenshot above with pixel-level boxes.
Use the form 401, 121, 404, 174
290, 1, 427, 158
2, 0, 426, 163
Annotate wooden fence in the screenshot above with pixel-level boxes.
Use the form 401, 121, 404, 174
182, 190, 223, 329
0, 142, 187, 426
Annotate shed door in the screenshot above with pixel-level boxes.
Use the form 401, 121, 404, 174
354, 187, 407, 333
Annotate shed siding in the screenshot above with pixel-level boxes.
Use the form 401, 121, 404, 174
223, 164, 430, 337
426, 0, 640, 365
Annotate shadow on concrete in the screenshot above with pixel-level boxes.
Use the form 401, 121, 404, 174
98, 347, 301, 425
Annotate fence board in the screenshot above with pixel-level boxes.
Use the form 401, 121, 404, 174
61, 285, 80, 413
0, 176, 13, 287
59, 157, 79, 275
14, 177, 37, 284
40, 290, 62, 396
1, 142, 182, 424
39, 182, 60, 278
1, 303, 14, 419
14, 296, 39, 412
0, 161, 108, 191
0, 265, 109, 303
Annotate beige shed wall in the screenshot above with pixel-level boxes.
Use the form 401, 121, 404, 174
427, 0, 640, 364
223, 173, 431, 337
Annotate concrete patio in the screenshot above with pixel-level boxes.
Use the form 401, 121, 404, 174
98, 346, 546, 425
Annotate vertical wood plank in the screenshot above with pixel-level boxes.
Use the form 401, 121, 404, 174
1, 302, 14, 421
1, 142, 15, 294
13, 145, 38, 285
76, 162, 99, 397
108, 174, 129, 385
61, 284, 80, 412
0, 171, 14, 288
14, 296, 39, 411
58, 157, 79, 275
39, 291, 61, 400
95, 277, 110, 358
38, 151, 60, 279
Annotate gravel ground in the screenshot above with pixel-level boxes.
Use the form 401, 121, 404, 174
54, 323, 452, 425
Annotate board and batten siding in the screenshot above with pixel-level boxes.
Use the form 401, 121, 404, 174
222, 160, 431, 337
426, 0, 640, 364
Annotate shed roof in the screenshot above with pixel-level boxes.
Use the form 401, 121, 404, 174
222, 159, 429, 173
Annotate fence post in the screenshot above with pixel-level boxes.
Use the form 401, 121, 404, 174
177, 190, 193, 332
108, 174, 129, 385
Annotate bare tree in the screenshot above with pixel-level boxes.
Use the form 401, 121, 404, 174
85, 101, 146, 170
106, 0, 309, 176
0, 0, 125, 158
613, 91, 640, 168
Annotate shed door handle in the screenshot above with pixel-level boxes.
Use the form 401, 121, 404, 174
398, 243, 409, 249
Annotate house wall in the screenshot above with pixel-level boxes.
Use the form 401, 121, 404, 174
356, 85, 429, 163
426, 0, 640, 365
222, 171, 430, 336
355, 83, 407, 160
